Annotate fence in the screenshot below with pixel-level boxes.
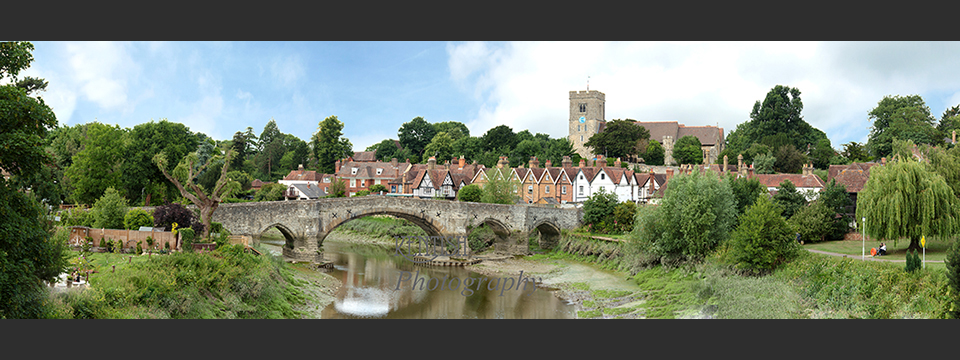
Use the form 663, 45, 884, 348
68, 226, 178, 250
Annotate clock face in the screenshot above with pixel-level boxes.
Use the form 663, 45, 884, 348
579, 116, 585, 123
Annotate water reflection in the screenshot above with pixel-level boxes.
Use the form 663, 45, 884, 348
257, 237, 575, 319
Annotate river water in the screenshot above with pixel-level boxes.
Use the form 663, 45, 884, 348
257, 237, 576, 319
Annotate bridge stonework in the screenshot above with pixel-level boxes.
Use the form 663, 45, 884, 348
211, 197, 582, 263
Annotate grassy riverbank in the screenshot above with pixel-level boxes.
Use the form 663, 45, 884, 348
45, 245, 338, 319
528, 233, 953, 319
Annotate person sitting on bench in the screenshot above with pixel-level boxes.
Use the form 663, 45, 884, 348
877, 243, 887, 256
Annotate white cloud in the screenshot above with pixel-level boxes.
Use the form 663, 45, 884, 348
271, 54, 306, 88
64, 42, 141, 113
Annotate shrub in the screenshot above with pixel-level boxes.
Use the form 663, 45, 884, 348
612, 201, 637, 233
154, 202, 202, 234
180, 228, 196, 252
61, 207, 94, 227
724, 195, 801, 275
789, 202, 835, 243
457, 184, 483, 203
92, 187, 129, 229
352, 190, 371, 197
906, 249, 922, 272
946, 239, 960, 318
135, 241, 143, 255
123, 208, 154, 230
583, 188, 618, 234
369, 184, 388, 194
254, 183, 287, 202
145, 236, 155, 249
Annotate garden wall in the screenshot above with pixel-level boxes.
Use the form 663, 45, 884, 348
68, 226, 178, 250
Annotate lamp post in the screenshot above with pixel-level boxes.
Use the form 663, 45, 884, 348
860, 216, 867, 261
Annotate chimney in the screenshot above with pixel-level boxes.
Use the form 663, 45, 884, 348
666, 168, 674, 181
614, 157, 621, 168
748, 165, 754, 179
579, 158, 586, 168
562, 156, 572, 168
459, 156, 465, 169
881, 157, 886, 166
444, 160, 450, 171
335, 159, 341, 173
391, 158, 398, 167
802, 163, 812, 176
738, 154, 746, 178
298, 163, 304, 171
545, 159, 552, 168
723, 155, 728, 174
428, 156, 437, 170
529, 157, 539, 169
649, 170, 655, 194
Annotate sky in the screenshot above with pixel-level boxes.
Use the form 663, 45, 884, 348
18, 41, 960, 153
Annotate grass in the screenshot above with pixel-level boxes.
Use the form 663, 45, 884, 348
804, 238, 950, 271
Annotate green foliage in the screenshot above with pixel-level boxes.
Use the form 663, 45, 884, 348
612, 201, 637, 233
368, 184, 388, 194
457, 184, 483, 202
753, 151, 776, 174
123, 208, 154, 230
135, 241, 143, 255
335, 216, 428, 239
480, 125, 518, 154
352, 190, 371, 197
789, 201, 835, 243
818, 179, 853, 238
480, 170, 519, 205
583, 188, 619, 234
723, 85, 829, 165
254, 183, 286, 202
584, 119, 649, 160
809, 138, 836, 170
905, 249, 922, 272
60, 207, 94, 227
946, 239, 960, 318
50, 248, 307, 318
727, 175, 766, 216
672, 135, 703, 165
423, 131, 454, 163
63, 122, 127, 206
841, 141, 871, 163
398, 116, 436, 161
857, 159, 960, 250
325, 177, 347, 198
121, 119, 201, 204
773, 144, 807, 174
725, 195, 800, 274
773, 180, 806, 219
467, 224, 496, 253
312, 115, 353, 174
629, 171, 737, 265
92, 187, 129, 229
180, 227, 196, 252
642, 140, 665, 166
866, 94, 940, 159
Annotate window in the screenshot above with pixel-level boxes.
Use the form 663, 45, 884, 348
528, 185, 533, 194
324, 177, 331, 183
374, 179, 380, 185
562, 186, 567, 194
580, 175, 584, 180
376, 168, 383, 175
601, 173, 605, 180
578, 125, 581, 131
579, 186, 584, 195
545, 185, 550, 194
391, 185, 396, 193
350, 179, 356, 188
580, 135, 583, 142
351, 167, 358, 175
579, 103, 586, 112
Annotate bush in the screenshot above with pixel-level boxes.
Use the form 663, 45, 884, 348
789, 202, 835, 243
629, 171, 736, 264
92, 187, 129, 229
352, 190, 371, 197
135, 241, 143, 255
123, 208, 154, 230
457, 184, 483, 203
612, 201, 637, 233
724, 195, 801, 275
906, 249, 922, 272
60, 207, 94, 227
254, 183, 286, 202
583, 188, 618, 234
946, 239, 960, 318
154, 202, 202, 234
369, 184, 388, 194
180, 228, 196, 252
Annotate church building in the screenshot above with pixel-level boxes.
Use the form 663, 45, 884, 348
568, 89, 725, 165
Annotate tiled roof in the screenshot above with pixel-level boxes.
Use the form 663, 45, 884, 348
283, 169, 323, 182
753, 174, 826, 189
829, 162, 879, 193
290, 183, 325, 199
678, 125, 723, 146
634, 121, 680, 143
353, 151, 377, 162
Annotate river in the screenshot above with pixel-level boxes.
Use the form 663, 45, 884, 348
256, 234, 577, 319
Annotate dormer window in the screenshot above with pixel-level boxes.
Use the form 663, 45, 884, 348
324, 177, 331, 183
351, 167, 358, 175
376, 168, 383, 175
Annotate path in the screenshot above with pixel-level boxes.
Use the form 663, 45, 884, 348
806, 249, 944, 263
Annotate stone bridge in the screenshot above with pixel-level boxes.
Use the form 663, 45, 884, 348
211, 196, 583, 263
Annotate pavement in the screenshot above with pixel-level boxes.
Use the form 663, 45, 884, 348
805, 249, 944, 263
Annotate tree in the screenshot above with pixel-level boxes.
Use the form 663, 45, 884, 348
124, 208, 155, 230
583, 188, 619, 234
809, 138, 836, 170
369, 184, 388, 194
480, 170, 520, 205
753, 151, 776, 174
945, 239, 960, 319
254, 182, 286, 202
789, 201, 835, 243
630, 171, 737, 263
642, 140, 665, 166
583, 119, 649, 160
773, 144, 807, 174
673, 135, 703, 165
857, 159, 960, 252
480, 125, 518, 154
1, 41, 69, 318
312, 116, 352, 174
433, 121, 469, 141
725, 194, 801, 274
121, 119, 202, 204
62, 122, 127, 205
326, 177, 346, 198
818, 179, 853, 239
938, 105, 960, 142
398, 116, 436, 161
423, 131, 455, 163
612, 201, 637, 233
153, 202, 202, 234
153, 150, 240, 240
91, 187, 128, 229
841, 141, 871, 163
366, 139, 401, 162
457, 184, 483, 202
866, 95, 940, 159
723, 85, 828, 160
728, 175, 767, 216
773, 180, 806, 219
452, 136, 483, 163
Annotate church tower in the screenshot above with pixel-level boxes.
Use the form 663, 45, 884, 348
568, 90, 605, 159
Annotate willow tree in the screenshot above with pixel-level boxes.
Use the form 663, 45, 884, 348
857, 158, 960, 252
153, 150, 240, 240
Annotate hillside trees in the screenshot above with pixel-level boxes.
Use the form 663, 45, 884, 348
121, 119, 201, 205
312, 115, 353, 174
583, 119, 649, 161
866, 95, 940, 159
398, 116, 436, 163
63, 122, 127, 206
673, 135, 703, 165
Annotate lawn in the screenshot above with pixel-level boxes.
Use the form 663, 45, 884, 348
803, 238, 952, 271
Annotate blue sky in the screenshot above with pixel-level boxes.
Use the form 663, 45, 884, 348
18, 41, 960, 152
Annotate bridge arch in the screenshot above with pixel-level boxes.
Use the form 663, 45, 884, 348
257, 222, 299, 250
320, 208, 446, 247
528, 220, 562, 250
